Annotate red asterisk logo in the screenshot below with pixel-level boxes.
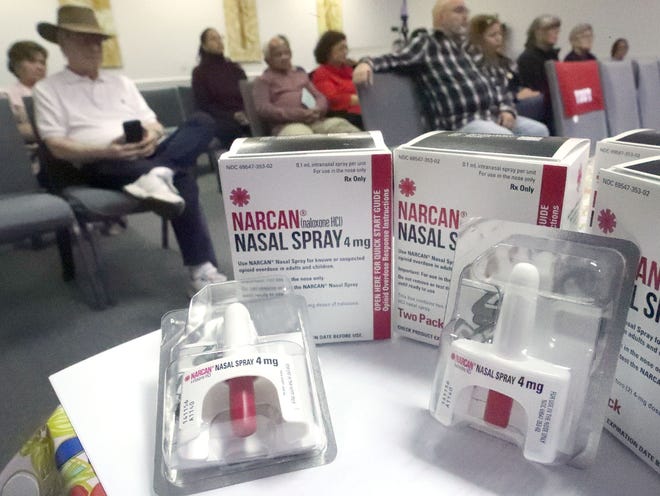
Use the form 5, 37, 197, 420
597, 208, 617, 234
399, 177, 416, 197
230, 187, 250, 207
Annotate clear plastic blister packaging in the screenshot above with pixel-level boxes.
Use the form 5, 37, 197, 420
154, 277, 336, 495
429, 219, 639, 467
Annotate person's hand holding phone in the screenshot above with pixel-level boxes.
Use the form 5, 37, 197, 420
105, 120, 159, 160
123, 119, 143, 143
114, 120, 160, 159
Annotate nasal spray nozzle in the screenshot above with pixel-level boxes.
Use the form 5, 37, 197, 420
492, 262, 540, 359
223, 303, 259, 437
433, 262, 572, 463
485, 263, 539, 428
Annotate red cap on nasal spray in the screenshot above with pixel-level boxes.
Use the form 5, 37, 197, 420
484, 263, 540, 428
224, 303, 258, 437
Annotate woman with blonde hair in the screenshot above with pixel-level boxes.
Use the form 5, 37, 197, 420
467, 14, 547, 134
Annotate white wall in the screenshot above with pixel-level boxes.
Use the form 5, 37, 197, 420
0, 0, 402, 88
1, 0, 659, 88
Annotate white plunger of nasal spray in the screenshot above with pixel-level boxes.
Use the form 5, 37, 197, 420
223, 302, 259, 437
484, 262, 540, 428
492, 262, 540, 359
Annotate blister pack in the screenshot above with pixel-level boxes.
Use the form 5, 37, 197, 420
429, 219, 639, 466
154, 277, 335, 494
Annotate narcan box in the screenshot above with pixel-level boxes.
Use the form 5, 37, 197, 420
393, 131, 590, 345
592, 157, 660, 474
219, 132, 392, 343
590, 129, 660, 227
594, 129, 660, 178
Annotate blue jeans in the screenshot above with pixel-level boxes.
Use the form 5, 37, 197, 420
83, 112, 217, 267
459, 116, 549, 136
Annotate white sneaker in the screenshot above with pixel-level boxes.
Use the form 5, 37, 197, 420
123, 170, 185, 219
189, 263, 228, 296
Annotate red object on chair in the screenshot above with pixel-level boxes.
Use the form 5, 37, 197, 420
554, 61, 604, 118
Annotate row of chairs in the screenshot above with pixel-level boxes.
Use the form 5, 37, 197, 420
353, 59, 660, 150
546, 58, 660, 153
1, 85, 213, 309
0, 97, 97, 298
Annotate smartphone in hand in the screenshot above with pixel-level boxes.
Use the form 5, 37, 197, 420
123, 119, 144, 143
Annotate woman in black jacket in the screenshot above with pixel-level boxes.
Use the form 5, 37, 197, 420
192, 28, 250, 148
516, 15, 561, 133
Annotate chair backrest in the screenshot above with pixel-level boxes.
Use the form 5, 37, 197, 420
177, 85, 196, 119
238, 79, 267, 137
599, 60, 640, 135
634, 58, 660, 129
0, 98, 39, 194
140, 87, 185, 129
357, 72, 428, 147
24, 95, 86, 192
545, 60, 608, 153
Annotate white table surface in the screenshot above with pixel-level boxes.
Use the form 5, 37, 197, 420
50, 330, 659, 496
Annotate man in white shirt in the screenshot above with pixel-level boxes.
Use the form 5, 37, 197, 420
34, 5, 226, 293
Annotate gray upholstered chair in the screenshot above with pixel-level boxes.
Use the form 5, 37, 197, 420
177, 85, 196, 118
357, 72, 429, 147
141, 86, 186, 134
545, 60, 608, 154
177, 85, 225, 189
239, 79, 268, 137
0, 97, 77, 282
634, 58, 660, 129
599, 60, 641, 136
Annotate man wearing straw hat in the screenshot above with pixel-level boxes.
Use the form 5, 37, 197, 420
34, 5, 227, 294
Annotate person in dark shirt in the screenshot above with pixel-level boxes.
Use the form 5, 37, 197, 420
192, 28, 250, 148
517, 14, 561, 133
564, 24, 596, 62
611, 38, 629, 61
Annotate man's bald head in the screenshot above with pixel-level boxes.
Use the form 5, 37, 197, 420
264, 35, 292, 72
432, 0, 469, 38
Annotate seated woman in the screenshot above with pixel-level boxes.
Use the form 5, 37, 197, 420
311, 30, 363, 130
611, 38, 629, 61
4, 40, 47, 143
564, 24, 596, 61
467, 15, 548, 136
192, 28, 250, 148
517, 14, 561, 134
468, 15, 541, 103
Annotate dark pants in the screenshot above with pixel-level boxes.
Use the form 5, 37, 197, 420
214, 114, 250, 148
83, 112, 217, 267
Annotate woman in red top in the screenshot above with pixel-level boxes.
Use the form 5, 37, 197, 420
312, 31, 363, 129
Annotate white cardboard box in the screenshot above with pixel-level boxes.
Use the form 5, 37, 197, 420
393, 131, 590, 345
592, 158, 660, 475
219, 132, 392, 343
594, 129, 660, 178
590, 128, 660, 227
